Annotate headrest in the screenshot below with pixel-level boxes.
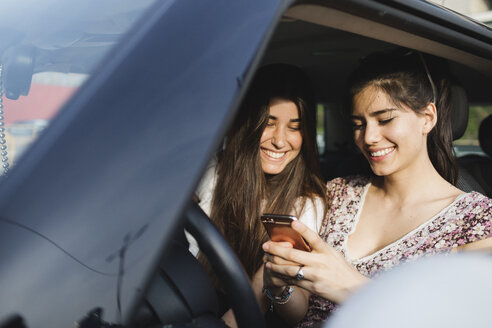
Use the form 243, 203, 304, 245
449, 85, 469, 140
479, 114, 492, 156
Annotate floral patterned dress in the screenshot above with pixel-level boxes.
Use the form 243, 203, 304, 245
297, 175, 492, 327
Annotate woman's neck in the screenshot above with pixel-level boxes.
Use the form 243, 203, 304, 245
373, 155, 454, 205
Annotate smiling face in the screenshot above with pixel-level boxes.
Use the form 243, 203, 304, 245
259, 98, 303, 175
351, 86, 431, 177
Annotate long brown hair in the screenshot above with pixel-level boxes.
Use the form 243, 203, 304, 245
209, 64, 326, 278
347, 50, 458, 185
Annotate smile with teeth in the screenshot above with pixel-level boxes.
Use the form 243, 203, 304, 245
262, 149, 286, 159
370, 147, 395, 157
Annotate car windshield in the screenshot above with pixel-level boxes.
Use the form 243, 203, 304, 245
0, 0, 159, 176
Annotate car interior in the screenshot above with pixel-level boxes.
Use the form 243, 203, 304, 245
132, 3, 492, 327
0, 1, 491, 328
261, 4, 492, 196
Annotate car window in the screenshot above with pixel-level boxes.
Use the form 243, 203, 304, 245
428, 0, 492, 25
0, 0, 160, 176
454, 105, 492, 157
3, 73, 83, 167
316, 103, 351, 155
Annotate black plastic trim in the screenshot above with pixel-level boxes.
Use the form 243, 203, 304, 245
298, 0, 492, 60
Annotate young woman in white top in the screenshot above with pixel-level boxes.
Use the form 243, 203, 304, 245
194, 63, 327, 326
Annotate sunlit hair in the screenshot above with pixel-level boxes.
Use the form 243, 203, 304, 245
346, 49, 458, 185
206, 64, 327, 278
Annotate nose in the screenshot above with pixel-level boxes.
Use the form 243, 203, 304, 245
272, 126, 286, 149
363, 123, 381, 145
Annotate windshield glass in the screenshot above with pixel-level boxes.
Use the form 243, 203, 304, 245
0, 0, 158, 175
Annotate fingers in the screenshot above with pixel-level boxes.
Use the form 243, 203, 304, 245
265, 261, 312, 291
263, 240, 308, 265
274, 258, 298, 266
291, 220, 329, 253
263, 262, 291, 289
265, 262, 300, 279
264, 253, 291, 266
265, 253, 299, 267
265, 272, 290, 288
274, 241, 295, 248
263, 241, 299, 266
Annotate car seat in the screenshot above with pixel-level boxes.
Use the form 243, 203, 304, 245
447, 85, 488, 195
457, 114, 492, 197
319, 107, 372, 181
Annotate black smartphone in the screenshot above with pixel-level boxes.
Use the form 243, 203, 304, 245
261, 214, 311, 252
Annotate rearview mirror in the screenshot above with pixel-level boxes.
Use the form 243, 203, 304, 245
2, 45, 35, 100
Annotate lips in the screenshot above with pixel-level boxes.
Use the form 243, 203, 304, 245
370, 147, 395, 157
367, 146, 395, 161
261, 148, 287, 160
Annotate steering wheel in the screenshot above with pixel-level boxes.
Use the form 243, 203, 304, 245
184, 202, 265, 328
134, 202, 264, 328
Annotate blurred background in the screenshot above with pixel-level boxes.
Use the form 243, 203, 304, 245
430, 0, 492, 26
428, 0, 492, 156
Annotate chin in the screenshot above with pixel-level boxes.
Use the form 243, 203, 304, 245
369, 165, 394, 177
262, 168, 283, 175
261, 164, 286, 175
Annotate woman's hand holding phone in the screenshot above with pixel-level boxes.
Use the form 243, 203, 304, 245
261, 214, 311, 251
262, 220, 370, 304
261, 214, 309, 294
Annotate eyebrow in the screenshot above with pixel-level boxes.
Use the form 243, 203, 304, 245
268, 115, 301, 123
350, 108, 397, 120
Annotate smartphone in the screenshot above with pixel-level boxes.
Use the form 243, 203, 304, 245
261, 214, 311, 252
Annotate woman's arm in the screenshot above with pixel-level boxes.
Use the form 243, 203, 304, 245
263, 283, 311, 325
262, 246, 311, 325
263, 221, 369, 304
454, 237, 492, 253
221, 262, 309, 327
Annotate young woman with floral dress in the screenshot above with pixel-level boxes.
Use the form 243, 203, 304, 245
262, 50, 492, 327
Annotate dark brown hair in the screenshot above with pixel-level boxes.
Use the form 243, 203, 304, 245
208, 64, 326, 278
347, 50, 458, 185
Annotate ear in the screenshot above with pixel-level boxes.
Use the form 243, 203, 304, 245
422, 102, 437, 134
